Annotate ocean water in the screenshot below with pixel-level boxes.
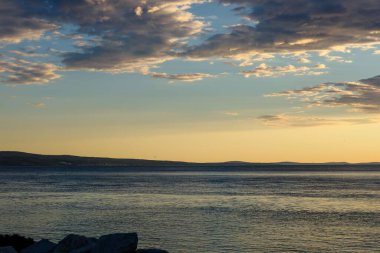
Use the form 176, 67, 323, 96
0, 167, 379, 252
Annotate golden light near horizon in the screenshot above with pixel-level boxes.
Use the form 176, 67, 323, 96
0, 0, 380, 162
2, 117, 380, 163
1, 3, 380, 252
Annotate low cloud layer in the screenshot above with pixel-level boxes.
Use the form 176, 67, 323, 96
267, 75, 380, 113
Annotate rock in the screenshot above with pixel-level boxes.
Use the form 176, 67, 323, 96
69, 241, 97, 253
0, 234, 35, 252
136, 249, 169, 253
21, 239, 56, 253
92, 233, 138, 253
53, 234, 95, 253
0, 246, 17, 253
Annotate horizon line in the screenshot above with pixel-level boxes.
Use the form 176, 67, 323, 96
1, 151, 379, 165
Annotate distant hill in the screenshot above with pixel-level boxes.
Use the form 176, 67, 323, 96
0, 151, 379, 168
0, 151, 191, 167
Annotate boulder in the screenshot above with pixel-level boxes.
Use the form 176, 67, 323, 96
53, 234, 95, 253
21, 239, 56, 253
0, 246, 17, 253
69, 241, 97, 253
92, 233, 138, 253
0, 234, 34, 252
136, 249, 169, 253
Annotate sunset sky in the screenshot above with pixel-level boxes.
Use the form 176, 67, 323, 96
1, 0, 380, 162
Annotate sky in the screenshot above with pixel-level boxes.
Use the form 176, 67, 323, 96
1, 0, 380, 163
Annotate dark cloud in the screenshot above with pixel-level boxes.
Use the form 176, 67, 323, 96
1, 0, 380, 84
267, 75, 380, 113
185, 0, 380, 59
0, 0, 55, 43
0, 0, 206, 76
46, 0, 206, 72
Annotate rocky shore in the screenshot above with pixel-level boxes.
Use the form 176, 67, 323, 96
0, 233, 168, 253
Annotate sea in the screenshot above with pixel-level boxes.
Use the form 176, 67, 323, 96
0, 166, 379, 253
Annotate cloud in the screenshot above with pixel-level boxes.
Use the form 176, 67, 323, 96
298, 57, 311, 64
267, 75, 380, 113
30, 102, 46, 108
0, 0, 55, 43
54, 0, 207, 73
134, 6, 144, 17
223, 111, 240, 116
242, 63, 327, 77
1, 0, 379, 84
318, 50, 352, 63
9, 50, 48, 58
0, 0, 207, 77
185, 0, 380, 61
150, 72, 215, 82
0, 58, 61, 85
257, 114, 379, 127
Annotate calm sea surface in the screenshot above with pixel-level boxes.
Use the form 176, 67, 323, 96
0, 167, 379, 252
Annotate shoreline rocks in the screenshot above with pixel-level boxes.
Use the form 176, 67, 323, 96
0, 234, 168, 253
92, 233, 137, 253
53, 234, 97, 253
21, 240, 56, 253
0, 246, 18, 253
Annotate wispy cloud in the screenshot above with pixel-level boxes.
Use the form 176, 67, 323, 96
267, 75, 380, 113
318, 51, 352, 63
223, 111, 240, 117
242, 63, 327, 78
9, 50, 47, 58
29, 102, 46, 108
0, 58, 61, 85
150, 72, 215, 82
257, 114, 379, 127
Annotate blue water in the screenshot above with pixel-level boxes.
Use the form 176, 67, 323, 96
0, 167, 379, 252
